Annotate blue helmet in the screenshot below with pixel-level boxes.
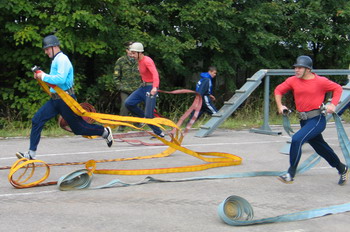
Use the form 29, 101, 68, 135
42, 35, 60, 49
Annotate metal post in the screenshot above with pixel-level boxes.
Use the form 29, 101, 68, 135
250, 75, 281, 135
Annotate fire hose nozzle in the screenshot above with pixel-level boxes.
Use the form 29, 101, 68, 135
31, 65, 41, 73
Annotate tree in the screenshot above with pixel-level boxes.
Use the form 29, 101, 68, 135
1, 0, 350, 122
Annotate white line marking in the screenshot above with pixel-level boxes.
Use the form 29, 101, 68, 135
0, 135, 341, 161
0, 190, 57, 198
0, 140, 287, 160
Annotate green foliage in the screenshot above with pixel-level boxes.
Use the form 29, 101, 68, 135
1, 0, 350, 124
157, 90, 195, 121
12, 77, 50, 119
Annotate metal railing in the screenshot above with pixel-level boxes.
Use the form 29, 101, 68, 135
195, 69, 350, 137
250, 69, 350, 135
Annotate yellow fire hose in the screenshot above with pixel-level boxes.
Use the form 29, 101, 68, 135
8, 80, 242, 188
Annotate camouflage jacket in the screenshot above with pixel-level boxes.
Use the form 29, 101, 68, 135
113, 55, 141, 93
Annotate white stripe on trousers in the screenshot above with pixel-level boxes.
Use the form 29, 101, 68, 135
203, 95, 217, 114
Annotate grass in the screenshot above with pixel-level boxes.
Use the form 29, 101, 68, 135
1, 110, 349, 138
0, 119, 73, 138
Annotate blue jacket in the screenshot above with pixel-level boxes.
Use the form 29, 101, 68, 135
196, 72, 213, 96
42, 52, 74, 93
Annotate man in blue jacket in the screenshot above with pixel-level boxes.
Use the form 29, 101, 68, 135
195, 66, 218, 120
16, 35, 113, 160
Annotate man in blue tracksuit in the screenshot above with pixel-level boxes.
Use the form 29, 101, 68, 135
16, 35, 113, 160
195, 66, 218, 120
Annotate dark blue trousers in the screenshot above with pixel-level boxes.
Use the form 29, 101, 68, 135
30, 95, 104, 151
288, 115, 342, 177
124, 86, 162, 135
188, 95, 218, 122
198, 95, 217, 119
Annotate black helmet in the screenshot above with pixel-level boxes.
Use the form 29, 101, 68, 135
42, 35, 60, 49
293, 55, 313, 69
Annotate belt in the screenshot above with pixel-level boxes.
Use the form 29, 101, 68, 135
51, 88, 75, 100
298, 109, 322, 120
140, 82, 153, 87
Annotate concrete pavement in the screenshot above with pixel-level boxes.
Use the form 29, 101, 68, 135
0, 123, 349, 232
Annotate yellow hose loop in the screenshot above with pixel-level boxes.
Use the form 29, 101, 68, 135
91, 136, 242, 175
8, 158, 50, 189
8, 159, 97, 189
7, 138, 241, 187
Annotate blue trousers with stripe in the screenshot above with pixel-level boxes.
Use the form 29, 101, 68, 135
30, 96, 104, 151
288, 115, 342, 177
198, 95, 218, 119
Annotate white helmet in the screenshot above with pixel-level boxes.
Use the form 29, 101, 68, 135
129, 42, 144, 52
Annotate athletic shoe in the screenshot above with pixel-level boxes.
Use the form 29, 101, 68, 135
150, 132, 165, 140
278, 173, 294, 184
16, 151, 35, 160
338, 165, 349, 186
104, 127, 113, 147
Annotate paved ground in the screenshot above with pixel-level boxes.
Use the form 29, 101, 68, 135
0, 123, 349, 232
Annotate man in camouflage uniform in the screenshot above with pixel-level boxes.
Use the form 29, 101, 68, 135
114, 41, 141, 130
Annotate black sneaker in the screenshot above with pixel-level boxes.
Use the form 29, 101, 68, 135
104, 127, 113, 147
150, 132, 165, 140
278, 173, 294, 184
338, 165, 349, 186
16, 151, 35, 160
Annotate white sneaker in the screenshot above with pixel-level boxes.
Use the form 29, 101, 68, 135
16, 151, 36, 160
278, 173, 294, 184
104, 127, 113, 147
150, 132, 165, 140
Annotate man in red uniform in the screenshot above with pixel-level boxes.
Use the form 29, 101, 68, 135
274, 55, 349, 185
124, 42, 164, 138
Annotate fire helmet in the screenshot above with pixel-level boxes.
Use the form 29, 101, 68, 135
129, 42, 144, 52
42, 35, 60, 49
293, 55, 313, 69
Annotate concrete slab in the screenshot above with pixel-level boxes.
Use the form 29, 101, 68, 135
0, 122, 349, 232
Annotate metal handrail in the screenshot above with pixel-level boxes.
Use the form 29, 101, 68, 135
251, 69, 350, 135
195, 69, 350, 137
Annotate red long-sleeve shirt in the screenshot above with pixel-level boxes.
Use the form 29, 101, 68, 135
138, 56, 159, 88
274, 73, 342, 112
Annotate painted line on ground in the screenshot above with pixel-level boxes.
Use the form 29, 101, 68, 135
0, 135, 341, 161
0, 190, 58, 198
0, 139, 288, 161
